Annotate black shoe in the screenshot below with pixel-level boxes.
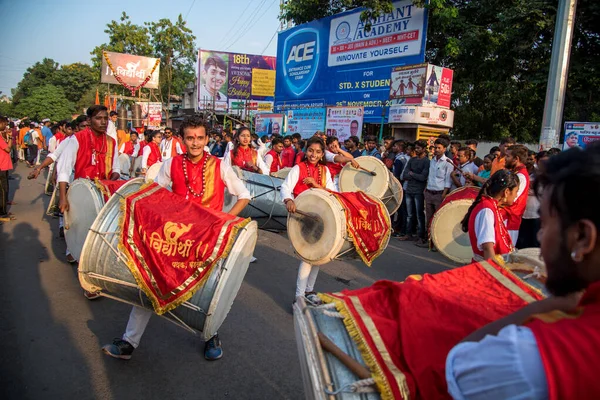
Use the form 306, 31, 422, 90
102, 339, 134, 360
59, 227, 64, 238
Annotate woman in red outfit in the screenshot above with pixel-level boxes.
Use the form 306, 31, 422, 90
223, 127, 268, 175
141, 130, 163, 174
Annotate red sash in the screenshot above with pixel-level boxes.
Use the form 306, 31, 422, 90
501, 164, 530, 230
526, 282, 600, 400
73, 128, 116, 180
293, 162, 327, 198
147, 142, 162, 168
266, 149, 282, 173
231, 147, 258, 172
468, 196, 513, 258
170, 154, 225, 210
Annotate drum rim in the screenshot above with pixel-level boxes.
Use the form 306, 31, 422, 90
287, 189, 347, 265
383, 170, 403, 215
431, 198, 474, 264
338, 155, 389, 199
202, 220, 258, 340
145, 161, 163, 183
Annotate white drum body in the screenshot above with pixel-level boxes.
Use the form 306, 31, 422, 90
287, 189, 390, 266
223, 166, 288, 231
64, 179, 107, 262
118, 153, 131, 179
293, 296, 380, 399
78, 180, 258, 340
145, 161, 162, 183
430, 199, 474, 264
338, 156, 403, 215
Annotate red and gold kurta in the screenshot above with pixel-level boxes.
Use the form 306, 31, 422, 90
231, 146, 258, 172
293, 162, 328, 198
267, 149, 282, 173
170, 154, 225, 210
73, 128, 116, 180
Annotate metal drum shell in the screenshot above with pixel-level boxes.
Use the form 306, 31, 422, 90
223, 167, 288, 231
293, 296, 380, 400
79, 179, 258, 340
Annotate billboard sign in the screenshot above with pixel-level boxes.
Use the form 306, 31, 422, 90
101, 51, 160, 89
275, 0, 428, 122
390, 63, 454, 108
286, 108, 326, 138
255, 113, 285, 136
388, 105, 454, 128
198, 50, 276, 112
563, 122, 600, 150
136, 102, 162, 128
325, 106, 364, 142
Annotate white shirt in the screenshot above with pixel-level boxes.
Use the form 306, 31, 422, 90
156, 157, 251, 201
523, 174, 539, 219
141, 145, 153, 170
48, 136, 73, 162
264, 152, 282, 173
56, 135, 120, 183
256, 139, 268, 160
48, 135, 59, 153
160, 138, 185, 160
222, 148, 269, 175
106, 120, 117, 141
452, 161, 479, 189
427, 154, 453, 191
280, 164, 336, 201
324, 150, 338, 163
119, 142, 140, 158
474, 208, 496, 251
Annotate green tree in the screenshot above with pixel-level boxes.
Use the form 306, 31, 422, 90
53, 63, 97, 104
14, 85, 74, 121
11, 58, 59, 104
146, 14, 196, 124
0, 101, 14, 117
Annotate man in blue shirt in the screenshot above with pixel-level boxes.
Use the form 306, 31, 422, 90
361, 135, 381, 159
41, 118, 53, 148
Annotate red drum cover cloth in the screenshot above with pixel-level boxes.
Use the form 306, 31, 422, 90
95, 179, 128, 202
320, 259, 544, 400
329, 190, 391, 266
440, 186, 479, 208
119, 183, 250, 314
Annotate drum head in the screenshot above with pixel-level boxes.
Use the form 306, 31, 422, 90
145, 162, 162, 183
338, 156, 389, 199
431, 199, 474, 264
202, 221, 258, 341
272, 167, 292, 180
383, 170, 403, 215
65, 179, 105, 262
287, 189, 346, 265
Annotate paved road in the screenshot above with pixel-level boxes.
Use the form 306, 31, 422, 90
0, 162, 455, 400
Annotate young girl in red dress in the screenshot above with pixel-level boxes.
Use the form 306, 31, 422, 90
223, 127, 268, 175
141, 130, 163, 174
461, 170, 520, 261
281, 137, 336, 304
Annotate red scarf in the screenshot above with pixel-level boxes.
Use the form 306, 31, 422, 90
147, 142, 162, 168
231, 146, 258, 172
293, 162, 327, 198
267, 149, 282, 173
170, 154, 224, 210
501, 164, 530, 230
526, 281, 600, 400
468, 196, 513, 258
73, 128, 116, 180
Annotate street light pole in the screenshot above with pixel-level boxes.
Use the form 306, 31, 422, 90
539, 0, 578, 150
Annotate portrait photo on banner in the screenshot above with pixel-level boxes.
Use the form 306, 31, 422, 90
199, 51, 229, 110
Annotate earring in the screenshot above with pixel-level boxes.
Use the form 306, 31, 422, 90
571, 251, 579, 262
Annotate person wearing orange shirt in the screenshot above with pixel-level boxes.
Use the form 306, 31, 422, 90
490, 137, 516, 175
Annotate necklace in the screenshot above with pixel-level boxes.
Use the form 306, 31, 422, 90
305, 161, 322, 185
89, 129, 107, 170
162, 138, 172, 157
182, 154, 209, 199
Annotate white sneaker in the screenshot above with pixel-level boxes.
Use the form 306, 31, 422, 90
250, 256, 257, 263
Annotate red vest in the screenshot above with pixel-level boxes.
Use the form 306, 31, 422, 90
54, 132, 65, 145
267, 149, 282, 173
501, 164, 530, 230
147, 142, 162, 168
170, 154, 224, 210
293, 162, 328, 198
73, 128, 116, 180
526, 282, 600, 400
467, 196, 513, 258
230, 147, 258, 172
294, 151, 304, 166
281, 146, 296, 168
162, 137, 182, 158
326, 161, 344, 178
121, 141, 135, 156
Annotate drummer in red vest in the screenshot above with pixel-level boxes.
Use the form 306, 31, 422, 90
140, 130, 162, 174
502, 144, 531, 245
447, 143, 600, 399
160, 127, 185, 160
223, 126, 268, 174
281, 135, 296, 168
119, 131, 140, 157
281, 137, 336, 305
264, 137, 284, 175
461, 170, 520, 261
102, 115, 251, 362
324, 136, 359, 190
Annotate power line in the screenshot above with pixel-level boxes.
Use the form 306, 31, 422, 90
184, 0, 197, 21
224, 0, 278, 51
218, 0, 257, 47
222, 0, 269, 51
261, 26, 279, 55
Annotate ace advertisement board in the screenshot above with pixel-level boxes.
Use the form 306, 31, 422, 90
275, 0, 428, 123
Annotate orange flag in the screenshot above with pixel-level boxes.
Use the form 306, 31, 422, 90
112, 97, 117, 111
95, 89, 100, 105
104, 94, 110, 108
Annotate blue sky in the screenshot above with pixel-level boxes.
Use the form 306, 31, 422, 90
0, 0, 281, 96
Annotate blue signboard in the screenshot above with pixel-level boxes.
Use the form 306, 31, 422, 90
275, 0, 428, 123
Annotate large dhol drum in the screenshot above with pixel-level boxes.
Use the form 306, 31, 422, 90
288, 189, 390, 266
272, 167, 292, 180
144, 161, 163, 183
223, 166, 288, 231
79, 182, 258, 340
430, 186, 480, 264
338, 156, 403, 215
294, 297, 380, 400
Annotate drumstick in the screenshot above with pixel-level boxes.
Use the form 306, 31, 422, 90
356, 165, 377, 176
317, 332, 371, 380
293, 209, 319, 221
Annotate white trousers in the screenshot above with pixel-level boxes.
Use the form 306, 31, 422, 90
509, 230, 519, 247
123, 306, 153, 348
295, 261, 320, 298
